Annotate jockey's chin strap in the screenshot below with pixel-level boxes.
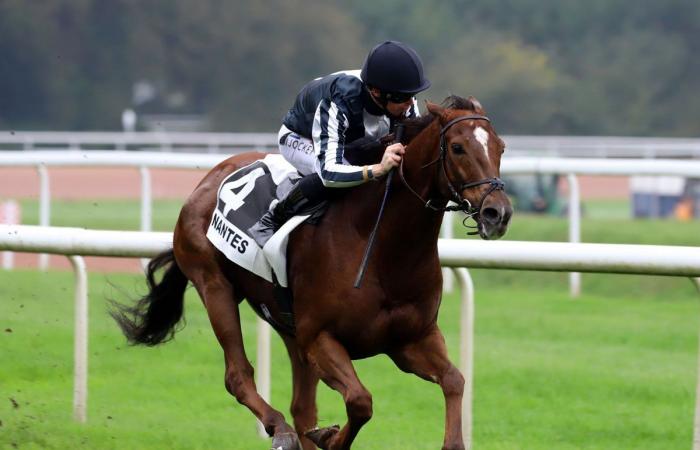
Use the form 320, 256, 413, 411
397, 114, 506, 234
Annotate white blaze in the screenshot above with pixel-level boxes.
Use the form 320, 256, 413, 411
474, 127, 489, 157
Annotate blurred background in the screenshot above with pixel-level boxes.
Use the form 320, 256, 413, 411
2, 0, 700, 221
1, 0, 699, 135
3, 3, 700, 450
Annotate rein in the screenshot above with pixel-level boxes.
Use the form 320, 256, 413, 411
354, 125, 405, 288
398, 114, 505, 228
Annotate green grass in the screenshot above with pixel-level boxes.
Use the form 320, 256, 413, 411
16, 199, 184, 231
1, 199, 700, 449
583, 199, 631, 219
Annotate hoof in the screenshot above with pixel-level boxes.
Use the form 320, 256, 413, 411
304, 425, 340, 449
271, 431, 302, 450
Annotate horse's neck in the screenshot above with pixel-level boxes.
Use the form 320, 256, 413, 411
392, 121, 443, 237
376, 121, 446, 248
331, 119, 445, 248
395, 119, 447, 213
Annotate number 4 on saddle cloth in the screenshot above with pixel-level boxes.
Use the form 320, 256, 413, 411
206, 154, 326, 294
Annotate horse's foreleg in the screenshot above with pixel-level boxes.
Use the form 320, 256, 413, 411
304, 331, 372, 450
388, 327, 465, 450
193, 276, 299, 449
283, 336, 321, 450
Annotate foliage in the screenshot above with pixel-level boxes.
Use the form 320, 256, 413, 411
0, 0, 699, 135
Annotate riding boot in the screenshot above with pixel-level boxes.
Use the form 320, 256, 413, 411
248, 173, 329, 247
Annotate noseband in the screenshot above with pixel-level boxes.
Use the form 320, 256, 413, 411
398, 114, 506, 217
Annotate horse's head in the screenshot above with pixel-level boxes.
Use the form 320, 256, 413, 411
425, 96, 512, 240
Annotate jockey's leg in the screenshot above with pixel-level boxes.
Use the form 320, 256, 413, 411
282, 335, 321, 450
188, 269, 300, 449
388, 326, 465, 450
248, 126, 328, 247
278, 127, 316, 176
303, 331, 372, 450
248, 173, 329, 246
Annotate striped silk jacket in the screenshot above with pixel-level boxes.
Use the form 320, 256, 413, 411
282, 70, 418, 187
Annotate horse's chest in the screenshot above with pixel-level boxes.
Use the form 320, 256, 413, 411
338, 301, 439, 358
385, 302, 438, 340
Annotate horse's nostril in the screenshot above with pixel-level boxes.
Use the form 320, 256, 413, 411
481, 207, 500, 224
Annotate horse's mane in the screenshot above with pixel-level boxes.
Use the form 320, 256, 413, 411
441, 94, 480, 111
345, 95, 479, 164
400, 95, 477, 144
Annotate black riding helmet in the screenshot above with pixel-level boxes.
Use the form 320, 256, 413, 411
361, 41, 431, 98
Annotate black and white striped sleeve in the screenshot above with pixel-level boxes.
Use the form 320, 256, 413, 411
312, 98, 367, 187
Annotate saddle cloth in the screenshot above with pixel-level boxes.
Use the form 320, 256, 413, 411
206, 154, 310, 287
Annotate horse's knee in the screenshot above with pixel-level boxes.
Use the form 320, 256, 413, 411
441, 365, 464, 397
345, 389, 373, 424
224, 364, 255, 404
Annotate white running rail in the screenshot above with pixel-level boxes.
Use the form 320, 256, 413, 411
2, 131, 700, 158
3, 151, 700, 296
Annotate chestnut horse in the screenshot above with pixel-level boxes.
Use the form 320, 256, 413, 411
111, 96, 512, 450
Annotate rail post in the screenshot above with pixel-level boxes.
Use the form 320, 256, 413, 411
69, 255, 88, 423
37, 164, 51, 270
140, 166, 153, 268
567, 173, 581, 297
454, 267, 475, 449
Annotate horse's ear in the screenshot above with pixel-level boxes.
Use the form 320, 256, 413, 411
467, 96, 486, 114
425, 101, 446, 118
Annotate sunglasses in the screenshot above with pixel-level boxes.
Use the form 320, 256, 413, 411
385, 92, 416, 103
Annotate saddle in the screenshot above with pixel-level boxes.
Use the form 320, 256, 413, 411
206, 154, 327, 333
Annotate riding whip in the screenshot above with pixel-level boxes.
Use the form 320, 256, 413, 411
354, 124, 404, 288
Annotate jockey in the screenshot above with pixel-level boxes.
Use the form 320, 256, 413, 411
249, 40, 431, 246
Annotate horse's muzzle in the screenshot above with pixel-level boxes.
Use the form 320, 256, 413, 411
478, 197, 512, 240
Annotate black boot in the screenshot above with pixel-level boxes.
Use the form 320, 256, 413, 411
248, 174, 328, 247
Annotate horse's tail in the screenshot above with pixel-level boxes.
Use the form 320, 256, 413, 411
109, 249, 188, 346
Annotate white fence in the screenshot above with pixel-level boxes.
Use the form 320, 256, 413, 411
0, 131, 278, 153
2, 150, 700, 295
2, 131, 700, 158
1, 224, 700, 449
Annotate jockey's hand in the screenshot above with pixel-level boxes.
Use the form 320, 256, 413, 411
372, 143, 405, 178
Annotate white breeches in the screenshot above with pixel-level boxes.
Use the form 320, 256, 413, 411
278, 125, 316, 176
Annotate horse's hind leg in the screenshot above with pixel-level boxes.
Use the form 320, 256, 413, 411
282, 336, 321, 450
303, 331, 372, 450
188, 269, 300, 449
388, 326, 465, 450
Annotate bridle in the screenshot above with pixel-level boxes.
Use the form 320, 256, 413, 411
398, 114, 506, 220
356, 113, 506, 286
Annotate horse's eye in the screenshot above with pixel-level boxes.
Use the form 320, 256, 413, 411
451, 143, 465, 154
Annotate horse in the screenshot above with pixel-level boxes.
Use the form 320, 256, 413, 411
110, 95, 512, 450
